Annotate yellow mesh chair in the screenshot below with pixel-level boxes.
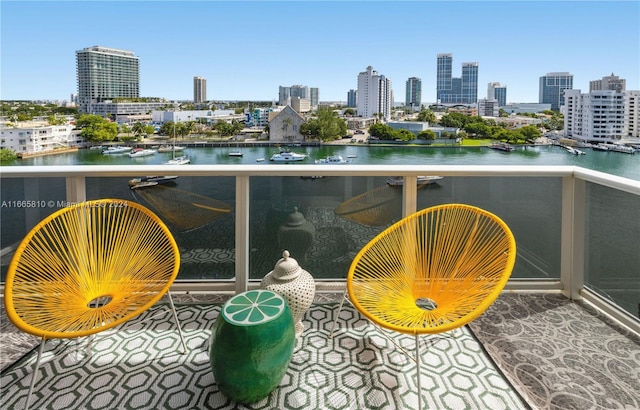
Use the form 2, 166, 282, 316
330, 203, 516, 408
4, 199, 187, 410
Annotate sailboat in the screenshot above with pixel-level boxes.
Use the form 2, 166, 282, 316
163, 121, 191, 165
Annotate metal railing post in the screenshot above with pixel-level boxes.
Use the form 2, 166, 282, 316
235, 175, 250, 294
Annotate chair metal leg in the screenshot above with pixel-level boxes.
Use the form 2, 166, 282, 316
329, 288, 349, 339
25, 337, 46, 410
167, 291, 187, 354
415, 333, 422, 409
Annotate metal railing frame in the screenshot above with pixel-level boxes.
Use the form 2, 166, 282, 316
2, 164, 639, 333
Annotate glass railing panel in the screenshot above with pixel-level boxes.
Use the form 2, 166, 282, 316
416, 176, 563, 280
87, 176, 237, 281
584, 182, 640, 319
1, 177, 67, 281
249, 175, 398, 281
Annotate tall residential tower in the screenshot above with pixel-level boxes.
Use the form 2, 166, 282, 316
590, 73, 626, 93
539, 72, 573, 111
357, 66, 392, 120
405, 77, 422, 110
76, 46, 139, 114
194, 76, 207, 103
436, 54, 478, 104
487, 82, 507, 107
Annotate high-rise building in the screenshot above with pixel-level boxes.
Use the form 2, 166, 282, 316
76, 46, 139, 113
278, 85, 310, 105
590, 73, 626, 93
405, 77, 422, 109
436, 54, 478, 104
539, 72, 573, 111
487, 82, 507, 107
357, 66, 392, 120
194, 76, 207, 103
347, 89, 357, 108
461, 63, 479, 104
310, 88, 319, 107
436, 54, 453, 102
623, 91, 640, 139
564, 89, 625, 142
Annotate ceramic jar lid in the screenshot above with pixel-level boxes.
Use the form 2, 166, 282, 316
284, 207, 305, 227
271, 250, 302, 280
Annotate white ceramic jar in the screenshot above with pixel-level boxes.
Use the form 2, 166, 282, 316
260, 250, 316, 337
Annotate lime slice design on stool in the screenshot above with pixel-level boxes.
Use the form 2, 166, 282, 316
210, 289, 296, 404
222, 289, 285, 325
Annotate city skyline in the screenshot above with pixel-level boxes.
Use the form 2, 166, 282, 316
1, 1, 638, 103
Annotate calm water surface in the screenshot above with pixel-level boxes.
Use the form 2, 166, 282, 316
8, 144, 639, 181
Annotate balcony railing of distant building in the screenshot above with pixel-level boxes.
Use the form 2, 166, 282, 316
1, 164, 639, 334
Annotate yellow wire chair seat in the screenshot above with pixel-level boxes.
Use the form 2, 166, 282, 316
4, 199, 187, 410
331, 203, 516, 408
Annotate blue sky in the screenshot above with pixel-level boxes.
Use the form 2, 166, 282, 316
1, 1, 638, 103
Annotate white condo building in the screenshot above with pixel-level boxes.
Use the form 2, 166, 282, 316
1, 123, 82, 156
623, 91, 639, 141
357, 66, 393, 120
564, 89, 632, 143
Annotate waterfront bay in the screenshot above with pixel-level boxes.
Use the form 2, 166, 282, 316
10, 144, 640, 181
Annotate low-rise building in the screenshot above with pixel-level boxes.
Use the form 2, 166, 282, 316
1, 122, 82, 156
268, 105, 306, 143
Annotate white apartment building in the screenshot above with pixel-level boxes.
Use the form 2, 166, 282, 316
477, 99, 500, 117
357, 66, 393, 120
1, 122, 82, 156
564, 89, 627, 143
623, 91, 639, 141
290, 97, 311, 114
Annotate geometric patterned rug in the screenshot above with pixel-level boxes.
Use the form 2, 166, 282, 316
0, 303, 529, 409
468, 293, 640, 410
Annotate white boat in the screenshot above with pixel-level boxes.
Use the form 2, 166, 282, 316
386, 176, 444, 186
164, 155, 191, 165
101, 146, 132, 155
347, 154, 358, 159
270, 150, 307, 162
315, 155, 350, 164
129, 175, 178, 189
592, 144, 609, 151
564, 146, 586, 155
228, 150, 243, 157
256, 158, 265, 162
602, 143, 636, 154
128, 148, 156, 158
157, 145, 185, 153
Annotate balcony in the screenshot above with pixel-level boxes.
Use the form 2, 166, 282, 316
1, 164, 639, 409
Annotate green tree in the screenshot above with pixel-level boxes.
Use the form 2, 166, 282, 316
300, 108, 347, 142
343, 108, 356, 116
214, 120, 235, 137
416, 109, 436, 123
417, 130, 437, 140
75, 114, 118, 142
132, 122, 146, 137
438, 112, 468, 128
47, 114, 65, 125
518, 125, 541, 142
0, 148, 18, 162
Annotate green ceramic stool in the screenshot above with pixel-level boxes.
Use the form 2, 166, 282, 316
209, 289, 295, 404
